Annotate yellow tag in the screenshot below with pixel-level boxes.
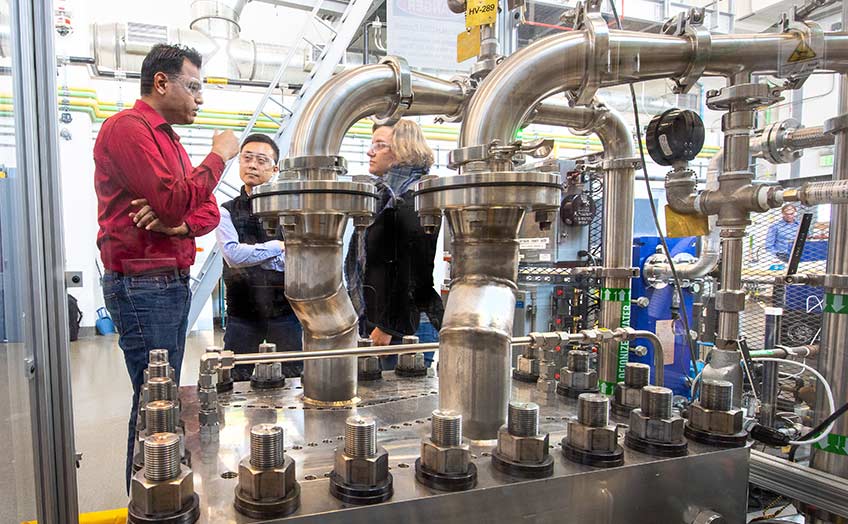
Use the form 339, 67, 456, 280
665, 204, 710, 238
788, 41, 816, 63
466, 0, 497, 27
0, 171, 6, 179
457, 26, 481, 63
204, 77, 229, 85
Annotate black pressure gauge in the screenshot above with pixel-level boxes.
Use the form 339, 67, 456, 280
645, 108, 705, 166
560, 192, 596, 226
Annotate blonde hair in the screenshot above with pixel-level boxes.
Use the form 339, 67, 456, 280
374, 119, 434, 169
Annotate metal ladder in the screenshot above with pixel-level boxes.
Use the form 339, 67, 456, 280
186, 0, 377, 333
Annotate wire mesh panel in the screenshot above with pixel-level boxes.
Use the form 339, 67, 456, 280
739, 205, 828, 349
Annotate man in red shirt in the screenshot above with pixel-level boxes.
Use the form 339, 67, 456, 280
94, 43, 238, 489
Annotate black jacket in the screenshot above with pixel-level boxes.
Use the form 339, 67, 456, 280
347, 166, 444, 338
221, 187, 293, 319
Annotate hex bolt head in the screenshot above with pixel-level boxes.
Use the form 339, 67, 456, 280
148, 349, 169, 365
258, 342, 277, 353
345, 416, 377, 458
577, 393, 610, 428
431, 410, 462, 447
250, 424, 285, 469
508, 401, 540, 437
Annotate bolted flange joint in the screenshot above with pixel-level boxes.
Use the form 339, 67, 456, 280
625, 386, 688, 457
491, 402, 554, 478
415, 410, 477, 491
329, 417, 393, 505
685, 380, 748, 448
234, 424, 300, 519
557, 350, 599, 398
128, 433, 200, 524
563, 393, 624, 468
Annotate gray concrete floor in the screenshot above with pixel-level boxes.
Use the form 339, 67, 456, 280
71, 329, 222, 514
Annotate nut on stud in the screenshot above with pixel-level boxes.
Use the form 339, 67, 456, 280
128, 433, 200, 524
415, 410, 477, 491
491, 402, 554, 478
563, 393, 624, 468
625, 386, 688, 457
612, 362, 650, 416
329, 416, 393, 505
357, 338, 382, 381
234, 424, 300, 519
685, 380, 748, 448
251, 343, 285, 390
557, 350, 599, 398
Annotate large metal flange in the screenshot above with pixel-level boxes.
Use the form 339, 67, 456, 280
569, 0, 611, 105
662, 8, 711, 95
705, 83, 783, 112
251, 179, 378, 218
128, 493, 201, 524
233, 481, 301, 520
415, 171, 561, 214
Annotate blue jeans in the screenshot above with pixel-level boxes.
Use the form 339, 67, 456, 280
102, 271, 191, 492
224, 314, 303, 381
379, 319, 439, 370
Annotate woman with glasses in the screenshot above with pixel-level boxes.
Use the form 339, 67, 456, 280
345, 119, 443, 370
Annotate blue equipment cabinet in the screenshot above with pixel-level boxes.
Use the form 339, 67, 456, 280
630, 236, 697, 397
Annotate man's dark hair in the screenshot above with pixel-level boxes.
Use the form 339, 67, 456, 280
140, 44, 203, 96
241, 133, 280, 163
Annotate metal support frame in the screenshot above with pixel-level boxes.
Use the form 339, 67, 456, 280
10, 0, 80, 520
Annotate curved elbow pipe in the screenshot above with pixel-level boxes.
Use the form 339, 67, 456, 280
289, 63, 465, 157
461, 29, 848, 148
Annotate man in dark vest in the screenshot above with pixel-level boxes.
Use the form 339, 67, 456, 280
215, 133, 302, 380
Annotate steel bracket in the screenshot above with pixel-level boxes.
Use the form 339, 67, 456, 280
705, 83, 783, 111
662, 8, 711, 95
448, 138, 554, 170
602, 157, 642, 171
715, 290, 746, 312
776, 8, 823, 91
372, 55, 413, 126
569, 0, 610, 106
824, 273, 848, 292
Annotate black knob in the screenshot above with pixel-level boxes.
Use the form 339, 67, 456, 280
645, 109, 705, 166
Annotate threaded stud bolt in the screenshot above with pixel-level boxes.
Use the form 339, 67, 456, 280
507, 401, 539, 437
250, 424, 285, 469
431, 410, 462, 447
345, 416, 376, 458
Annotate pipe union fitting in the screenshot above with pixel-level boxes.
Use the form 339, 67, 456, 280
613, 384, 643, 411
628, 409, 685, 443
238, 456, 296, 501
198, 410, 219, 426
496, 426, 550, 463
689, 403, 744, 435
561, 369, 598, 390
333, 447, 390, 486
198, 388, 217, 406
518, 356, 541, 376
198, 372, 218, 388
529, 331, 560, 349
566, 420, 619, 453
537, 360, 557, 380
130, 465, 194, 516
420, 439, 471, 475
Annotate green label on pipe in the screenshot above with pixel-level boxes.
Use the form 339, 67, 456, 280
824, 293, 848, 314
600, 287, 632, 391
813, 433, 848, 456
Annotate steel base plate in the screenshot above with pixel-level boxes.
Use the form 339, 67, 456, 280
491, 449, 554, 479
624, 432, 688, 458
562, 441, 625, 468
511, 369, 540, 383
684, 423, 748, 448
328, 472, 393, 505
128, 493, 200, 524
414, 458, 477, 492
234, 482, 301, 519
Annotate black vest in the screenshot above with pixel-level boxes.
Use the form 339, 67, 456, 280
221, 188, 292, 319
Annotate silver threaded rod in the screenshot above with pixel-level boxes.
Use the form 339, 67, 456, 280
507, 401, 539, 437
147, 377, 174, 402
149, 349, 169, 364
345, 416, 376, 458
701, 379, 733, 411
577, 393, 609, 427
624, 363, 650, 388
144, 433, 181, 482
641, 386, 673, 419
567, 350, 590, 372
250, 424, 285, 469
147, 361, 170, 380
146, 400, 177, 434
431, 410, 462, 446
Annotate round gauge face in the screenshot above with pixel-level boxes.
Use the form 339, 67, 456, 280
560, 193, 596, 226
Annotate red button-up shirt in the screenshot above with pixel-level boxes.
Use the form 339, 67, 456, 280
94, 100, 223, 273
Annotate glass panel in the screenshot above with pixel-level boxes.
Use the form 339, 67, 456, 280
0, 0, 39, 520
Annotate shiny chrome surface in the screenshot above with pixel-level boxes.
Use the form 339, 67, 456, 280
180, 376, 749, 523
288, 65, 464, 157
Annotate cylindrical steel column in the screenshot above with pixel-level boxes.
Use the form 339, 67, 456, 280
811, 6, 848, 491
760, 307, 782, 428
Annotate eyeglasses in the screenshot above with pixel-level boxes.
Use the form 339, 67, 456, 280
239, 152, 275, 168
367, 141, 392, 155
171, 75, 203, 97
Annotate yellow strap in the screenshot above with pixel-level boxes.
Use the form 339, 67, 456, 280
23, 507, 128, 524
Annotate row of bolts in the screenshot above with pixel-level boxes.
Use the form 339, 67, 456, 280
138, 352, 736, 486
